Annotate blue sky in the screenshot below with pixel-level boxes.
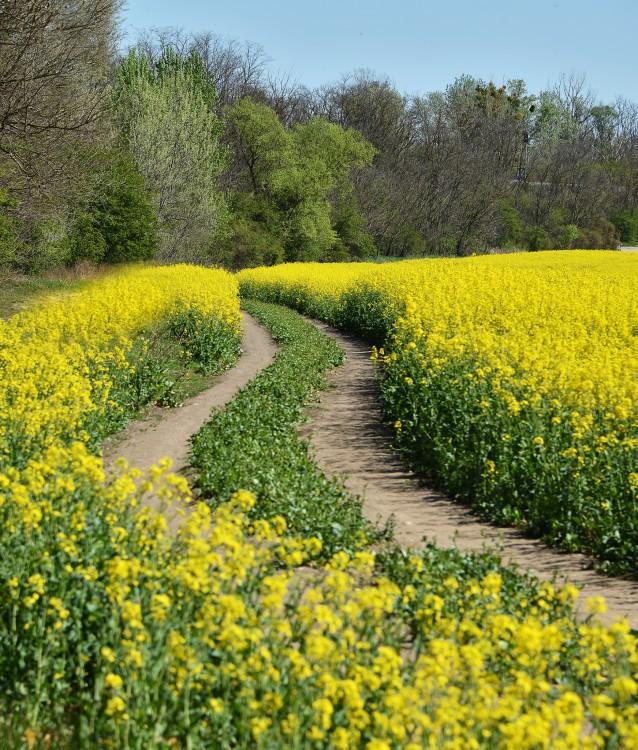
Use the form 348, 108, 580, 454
121, 0, 638, 103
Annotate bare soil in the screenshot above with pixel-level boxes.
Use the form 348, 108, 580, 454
302, 320, 638, 629
102, 313, 278, 529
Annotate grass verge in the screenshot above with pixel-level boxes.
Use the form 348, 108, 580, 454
190, 300, 379, 560
0, 274, 84, 319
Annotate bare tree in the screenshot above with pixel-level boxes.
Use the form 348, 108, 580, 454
0, 0, 121, 229
133, 28, 271, 110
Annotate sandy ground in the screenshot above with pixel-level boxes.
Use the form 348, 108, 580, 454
102, 313, 278, 528
302, 320, 638, 628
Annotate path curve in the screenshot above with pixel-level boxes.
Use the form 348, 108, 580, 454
302, 319, 638, 628
102, 313, 278, 526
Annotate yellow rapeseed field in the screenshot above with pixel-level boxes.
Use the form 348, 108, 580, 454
0, 264, 241, 467
239, 251, 638, 572
2, 259, 638, 747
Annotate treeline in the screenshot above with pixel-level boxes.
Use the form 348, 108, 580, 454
2, 14, 638, 274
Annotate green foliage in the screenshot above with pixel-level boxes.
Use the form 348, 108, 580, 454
526, 226, 551, 251
118, 305, 242, 413
216, 193, 285, 269
576, 217, 620, 249
558, 223, 579, 249
330, 192, 376, 258
376, 542, 576, 652
497, 200, 523, 248
222, 215, 286, 269
227, 98, 290, 193
17, 218, 73, 273
85, 152, 158, 264
55, 150, 159, 266
87, 309, 242, 441
68, 213, 108, 264
10, 149, 159, 272
546, 207, 578, 249
116, 49, 228, 262
0, 211, 17, 268
226, 98, 376, 266
282, 198, 337, 262
123, 333, 184, 410
612, 209, 638, 244
190, 301, 379, 558
382, 342, 638, 574
167, 304, 242, 373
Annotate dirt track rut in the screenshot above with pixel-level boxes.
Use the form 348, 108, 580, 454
303, 320, 638, 629
102, 313, 278, 527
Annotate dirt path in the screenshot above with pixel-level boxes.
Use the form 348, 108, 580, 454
303, 320, 638, 629
102, 313, 278, 527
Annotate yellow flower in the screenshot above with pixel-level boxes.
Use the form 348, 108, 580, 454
209, 698, 224, 714
104, 696, 126, 717
104, 673, 124, 690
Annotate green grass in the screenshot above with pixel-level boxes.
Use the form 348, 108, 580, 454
0, 274, 84, 319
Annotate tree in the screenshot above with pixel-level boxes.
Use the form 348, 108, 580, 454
0, 0, 121, 243
225, 98, 375, 264
68, 150, 158, 264
116, 49, 229, 262
134, 28, 271, 110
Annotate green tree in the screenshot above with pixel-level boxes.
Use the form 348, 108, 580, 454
612, 209, 638, 244
68, 151, 158, 264
226, 98, 375, 264
116, 50, 229, 262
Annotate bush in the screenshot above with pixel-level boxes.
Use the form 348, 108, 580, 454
86, 152, 158, 264
497, 199, 523, 248
16, 218, 73, 273
68, 213, 108, 264
526, 226, 550, 251
330, 195, 376, 259
219, 216, 285, 269
612, 209, 638, 244
576, 217, 620, 249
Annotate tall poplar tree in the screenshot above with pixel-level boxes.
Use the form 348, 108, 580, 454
116, 50, 229, 262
